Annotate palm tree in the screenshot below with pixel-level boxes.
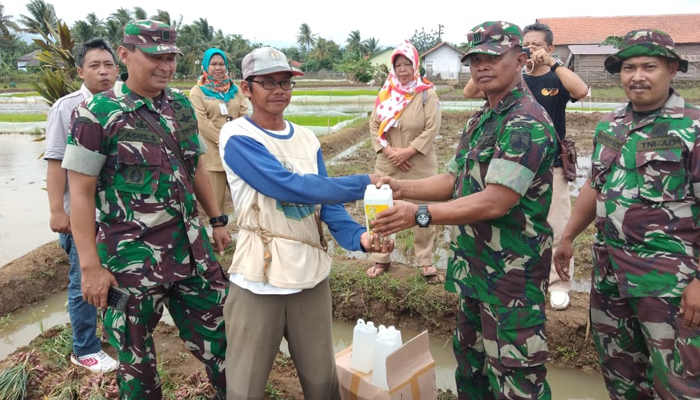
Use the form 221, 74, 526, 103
297, 23, 317, 53
104, 19, 123, 50
133, 7, 147, 20
71, 12, 103, 44
19, 0, 57, 35
346, 30, 362, 53
109, 8, 132, 27
0, 1, 21, 40
362, 37, 380, 57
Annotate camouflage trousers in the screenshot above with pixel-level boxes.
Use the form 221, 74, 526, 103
103, 265, 228, 400
453, 295, 551, 400
591, 249, 700, 399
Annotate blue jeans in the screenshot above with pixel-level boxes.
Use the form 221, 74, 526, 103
59, 233, 101, 356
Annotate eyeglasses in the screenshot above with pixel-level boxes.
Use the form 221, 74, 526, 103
250, 80, 296, 90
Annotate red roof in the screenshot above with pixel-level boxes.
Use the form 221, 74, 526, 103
537, 14, 700, 45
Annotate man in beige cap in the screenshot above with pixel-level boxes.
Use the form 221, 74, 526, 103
218, 46, 392, 400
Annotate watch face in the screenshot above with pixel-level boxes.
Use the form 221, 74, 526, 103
417, 213, 430, 226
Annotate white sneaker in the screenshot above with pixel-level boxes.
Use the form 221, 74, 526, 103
550, 290, 570, 311
71, 350, 118, 373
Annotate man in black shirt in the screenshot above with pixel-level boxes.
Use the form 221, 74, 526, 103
463, 22, 588, 311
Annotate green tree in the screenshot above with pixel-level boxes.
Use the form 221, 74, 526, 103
362, 37, 380, 57
0, 1, 20, 40
32, 20, 79, 106
71, 13, 104, 44
109, 8, 132, 27
346, 30, 362, 53
297, 23, 317, 53
306, 37, 341, 71
152, 9, 182, 30
104, 19, 123, 50
601, 36, 624, 49
133, 7, 147, 20
281, 46, 303, 63
410, 27, 441, 53
335, 50, 375, 82
19, 0, 57, 35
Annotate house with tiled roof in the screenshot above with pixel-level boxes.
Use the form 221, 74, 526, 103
17, 50, 40, 71
420, 42, 466, 81
537, 14, 700, 83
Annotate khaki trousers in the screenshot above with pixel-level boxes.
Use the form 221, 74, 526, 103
547, 167, 574, 292
224, 279, 340, 400
209, 170, 230, 215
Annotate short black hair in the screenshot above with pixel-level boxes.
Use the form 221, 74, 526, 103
523, 22, 554, 47
245, 76, 255, 93
76, 38, 117, 68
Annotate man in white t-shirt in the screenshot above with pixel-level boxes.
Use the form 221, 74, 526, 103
44, 38, 119, 373
219, 47, 392, 400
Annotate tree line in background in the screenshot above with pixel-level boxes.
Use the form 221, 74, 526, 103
0, 0, 447, 87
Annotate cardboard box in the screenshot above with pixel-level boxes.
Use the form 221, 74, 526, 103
336, 330, 437, 400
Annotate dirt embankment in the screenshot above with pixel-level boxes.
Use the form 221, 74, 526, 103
0, 111, 603, 399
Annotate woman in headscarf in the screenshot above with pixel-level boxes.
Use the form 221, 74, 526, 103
189, 48, 248, 215
367, 41, 441, 278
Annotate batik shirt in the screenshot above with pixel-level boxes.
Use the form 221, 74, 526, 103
445, 82, 556, 307
62, 76, 218, 287
590, 88, 700, 298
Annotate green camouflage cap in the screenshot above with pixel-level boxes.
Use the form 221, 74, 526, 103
123, 20, 182, 55
604, 29, 688, 73
461, 21, 522, 64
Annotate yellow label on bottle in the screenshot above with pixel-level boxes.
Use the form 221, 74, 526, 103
365, 204, 389, 233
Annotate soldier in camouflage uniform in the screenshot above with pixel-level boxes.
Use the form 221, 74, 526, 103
555, 30, 700, 400
62, 20, 230, 399
372, 21, 557, 400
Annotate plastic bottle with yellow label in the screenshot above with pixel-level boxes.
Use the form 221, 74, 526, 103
364, 184, 393, 236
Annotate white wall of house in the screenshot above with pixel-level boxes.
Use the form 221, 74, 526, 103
423, 46, 465, 80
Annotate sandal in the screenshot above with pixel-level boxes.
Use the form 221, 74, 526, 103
421, 265, 437, 277
367, 262, 390, 278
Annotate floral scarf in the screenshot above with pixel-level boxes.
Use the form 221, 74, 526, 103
198, 48, 238, 102
374, 41, 433, 147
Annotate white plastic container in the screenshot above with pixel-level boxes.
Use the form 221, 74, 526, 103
371, 325, 403, 390
364, 184, 393, 235
351, 319, 378, 373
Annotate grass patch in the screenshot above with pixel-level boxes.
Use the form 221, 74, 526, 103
286, 114, 356, 126
38, 325, 73, 368
330, 259, 455, 328
0, 314, 11, 330
0, 114, 46, 122
0, 91, 40, 97
293, 89, 379, 96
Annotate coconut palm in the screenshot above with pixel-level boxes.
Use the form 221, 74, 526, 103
346, 30, 362, 53
362, 37, 380, 57
18, 0, 57, 35
71, 13, 104, 44
0, 1, 21, 40
109, 8, 132, 27
104, 19, 123, 50
296, 23, 317, 53
133, 7, 147, 20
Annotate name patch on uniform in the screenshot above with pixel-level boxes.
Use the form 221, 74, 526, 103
117, 129, 160, 144
637, 136, 682, 151
597, 134, 624, 152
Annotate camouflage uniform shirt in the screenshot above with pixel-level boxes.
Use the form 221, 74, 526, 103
62, 76, 219, 287
590, 88, 700, 298
445, 82, 556, 307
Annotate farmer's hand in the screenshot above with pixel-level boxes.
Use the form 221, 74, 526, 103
371, 200, 417, 236
50, 210, 71, 233
680, 277, 700, 328
553, 238, 573, 282
211, 226, 231, 256
360, 231, 394, 253
81, 263, 118, 309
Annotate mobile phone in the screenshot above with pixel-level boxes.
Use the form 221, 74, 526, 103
107, 286, 130, 312
522, 47, 531, 59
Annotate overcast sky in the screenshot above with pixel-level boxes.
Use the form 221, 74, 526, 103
5, 0, 700, 49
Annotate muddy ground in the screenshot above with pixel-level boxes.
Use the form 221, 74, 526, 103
0, 111, 604, 399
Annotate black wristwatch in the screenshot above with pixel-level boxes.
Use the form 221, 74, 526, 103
550, 63, 561, 73
415, 205, 431, 228
209, 214, 228, 227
